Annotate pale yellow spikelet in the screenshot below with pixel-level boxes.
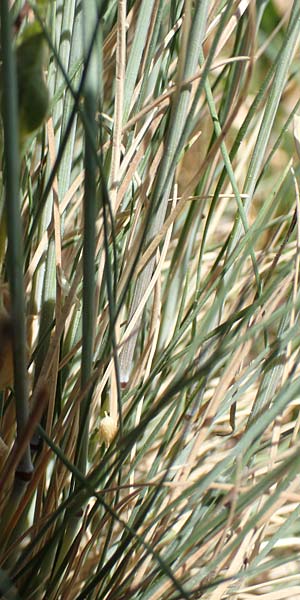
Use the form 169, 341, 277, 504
99, 412, 118, 447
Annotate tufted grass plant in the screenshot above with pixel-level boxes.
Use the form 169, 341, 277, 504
1, 1, 300, 598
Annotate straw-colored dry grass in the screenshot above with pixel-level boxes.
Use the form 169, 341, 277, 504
1, 1, 300, 599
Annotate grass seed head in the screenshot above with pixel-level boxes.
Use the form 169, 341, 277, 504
99, 413, 118, 447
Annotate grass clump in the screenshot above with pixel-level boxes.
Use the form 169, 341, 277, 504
1, 1, 300, 598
